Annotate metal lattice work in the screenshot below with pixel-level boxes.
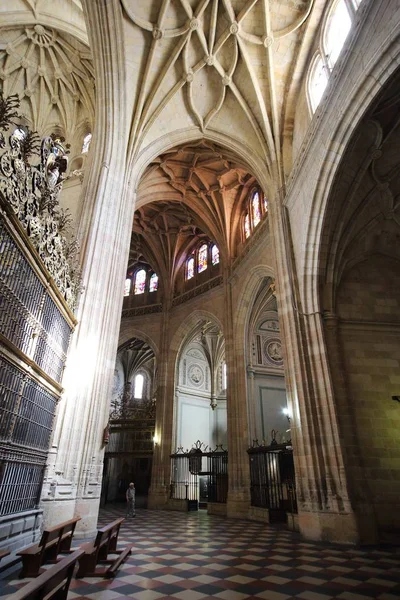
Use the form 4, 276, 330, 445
0, 222, 45, 321
0, 216, 72, 383
0, 461, 44, 516
0, 356, 58, 515
0, 357, 24, 442
0, 356, 57, 450
170, 443, 228, 505
248, 442, 297, 520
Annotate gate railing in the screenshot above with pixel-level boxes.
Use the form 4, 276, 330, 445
170, 441, 228, 504
247, 441, 297, 519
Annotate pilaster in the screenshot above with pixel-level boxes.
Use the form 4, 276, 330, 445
41, 0, 130, 536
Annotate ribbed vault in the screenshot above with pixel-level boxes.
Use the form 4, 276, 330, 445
128, 140, 260, 290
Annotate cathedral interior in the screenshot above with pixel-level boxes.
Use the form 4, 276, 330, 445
0, 0, 400, 598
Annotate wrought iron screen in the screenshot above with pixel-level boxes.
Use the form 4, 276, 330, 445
0, 218, 72, 384
248, 442, 297, 518
0, 356, 58, 515
170, 443, 228, 505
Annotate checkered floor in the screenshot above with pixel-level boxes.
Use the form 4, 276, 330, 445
1, 505, 400, 599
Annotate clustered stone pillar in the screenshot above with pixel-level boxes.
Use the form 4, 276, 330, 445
269, 188, 359, 542
41, 0, 133, 537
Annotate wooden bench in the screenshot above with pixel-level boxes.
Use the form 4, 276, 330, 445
76, 517, 132, 578
7, 549, 84, 600
0, 549, 10, 561
17, 516, 81, 578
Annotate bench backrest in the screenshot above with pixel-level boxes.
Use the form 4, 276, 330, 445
94, 518, 124, 558
7, 549, 84, 600
39, 517, 80, 547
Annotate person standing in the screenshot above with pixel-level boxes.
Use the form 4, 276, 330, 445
126, 482, 136, 517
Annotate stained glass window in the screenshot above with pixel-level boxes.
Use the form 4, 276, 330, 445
198, 244, 208, 273
309, 55, 328, 112
211, 244, 220, 266
325, 0, 351, 67
82, 133, 92, 153
134, 373, 144, 399
263, 196, 268, 212
252, 192, 261, 227
134, 269, 146, 294
124, 278, 131, 297
187, 257, 194, 280
149, 273, 158, 292
222, 362, 227, 389
244, 213, 250, 239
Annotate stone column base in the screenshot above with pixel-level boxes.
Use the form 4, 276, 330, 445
227, 494, 250, 519
208, 503, 227, 517
148, 486, 169, 510
298, 510, 359, 543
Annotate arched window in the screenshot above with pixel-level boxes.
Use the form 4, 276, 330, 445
187, 256, 194, 280
244, 214, 251, 239
309, 55, 329, 112
252, 191, 261, 228
134, 269, 146, 294
149, 273, 158, 292
198, 244, 208, 273
222, 362, 227, 389
124, 278, 131, 297
325, 0, 352, 68
82, 133, 92, 154
134, 373, 144, 399
211, 244, 220, 266
243, 188, 267, 241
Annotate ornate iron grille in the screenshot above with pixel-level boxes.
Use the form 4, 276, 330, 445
0, 356, 57, 450
0, 461, 44, 516
0, 221, 45, 321
0, 356, 24, 442
248, 442, 297, 519
170, 442, 228, 505
0, 215, 72, 383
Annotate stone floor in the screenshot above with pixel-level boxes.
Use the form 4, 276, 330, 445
1, 505, 400, 599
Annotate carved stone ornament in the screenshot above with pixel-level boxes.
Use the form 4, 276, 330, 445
0, 93, 82, 310
188, 364, 204, 386
263, 338, 283, 365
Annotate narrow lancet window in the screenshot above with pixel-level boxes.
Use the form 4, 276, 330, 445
198, 244, 208, 273
134, 269, 146, 294
124, 278, 131, 297
309, 55, 328, 112
149, 273, 158, 292
325, 0, 351, 67
252, 192, 261, 227
244, 214, 251, 239
82, 132, 92, 153
134, 373, 144, 399
211, 244, 220, 266
187, 256, 194, 280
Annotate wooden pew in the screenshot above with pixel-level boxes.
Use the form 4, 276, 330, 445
7, 549, 84, 600
17, 516, 81, 578
76, 517, 132, 578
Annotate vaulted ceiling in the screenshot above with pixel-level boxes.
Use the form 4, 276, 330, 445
128, 140, 259, 284
121, 0, 317, 181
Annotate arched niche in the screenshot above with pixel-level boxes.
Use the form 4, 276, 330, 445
102, 337, 157, 506
174, 320, 226, 452
246, 277, 288, 445
319, 67, 400, 543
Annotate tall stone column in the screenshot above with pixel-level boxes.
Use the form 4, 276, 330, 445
148, 307, 173, 509
269, 189, 358, 542
225, 272, 251, 518
41, 0, 132, 536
